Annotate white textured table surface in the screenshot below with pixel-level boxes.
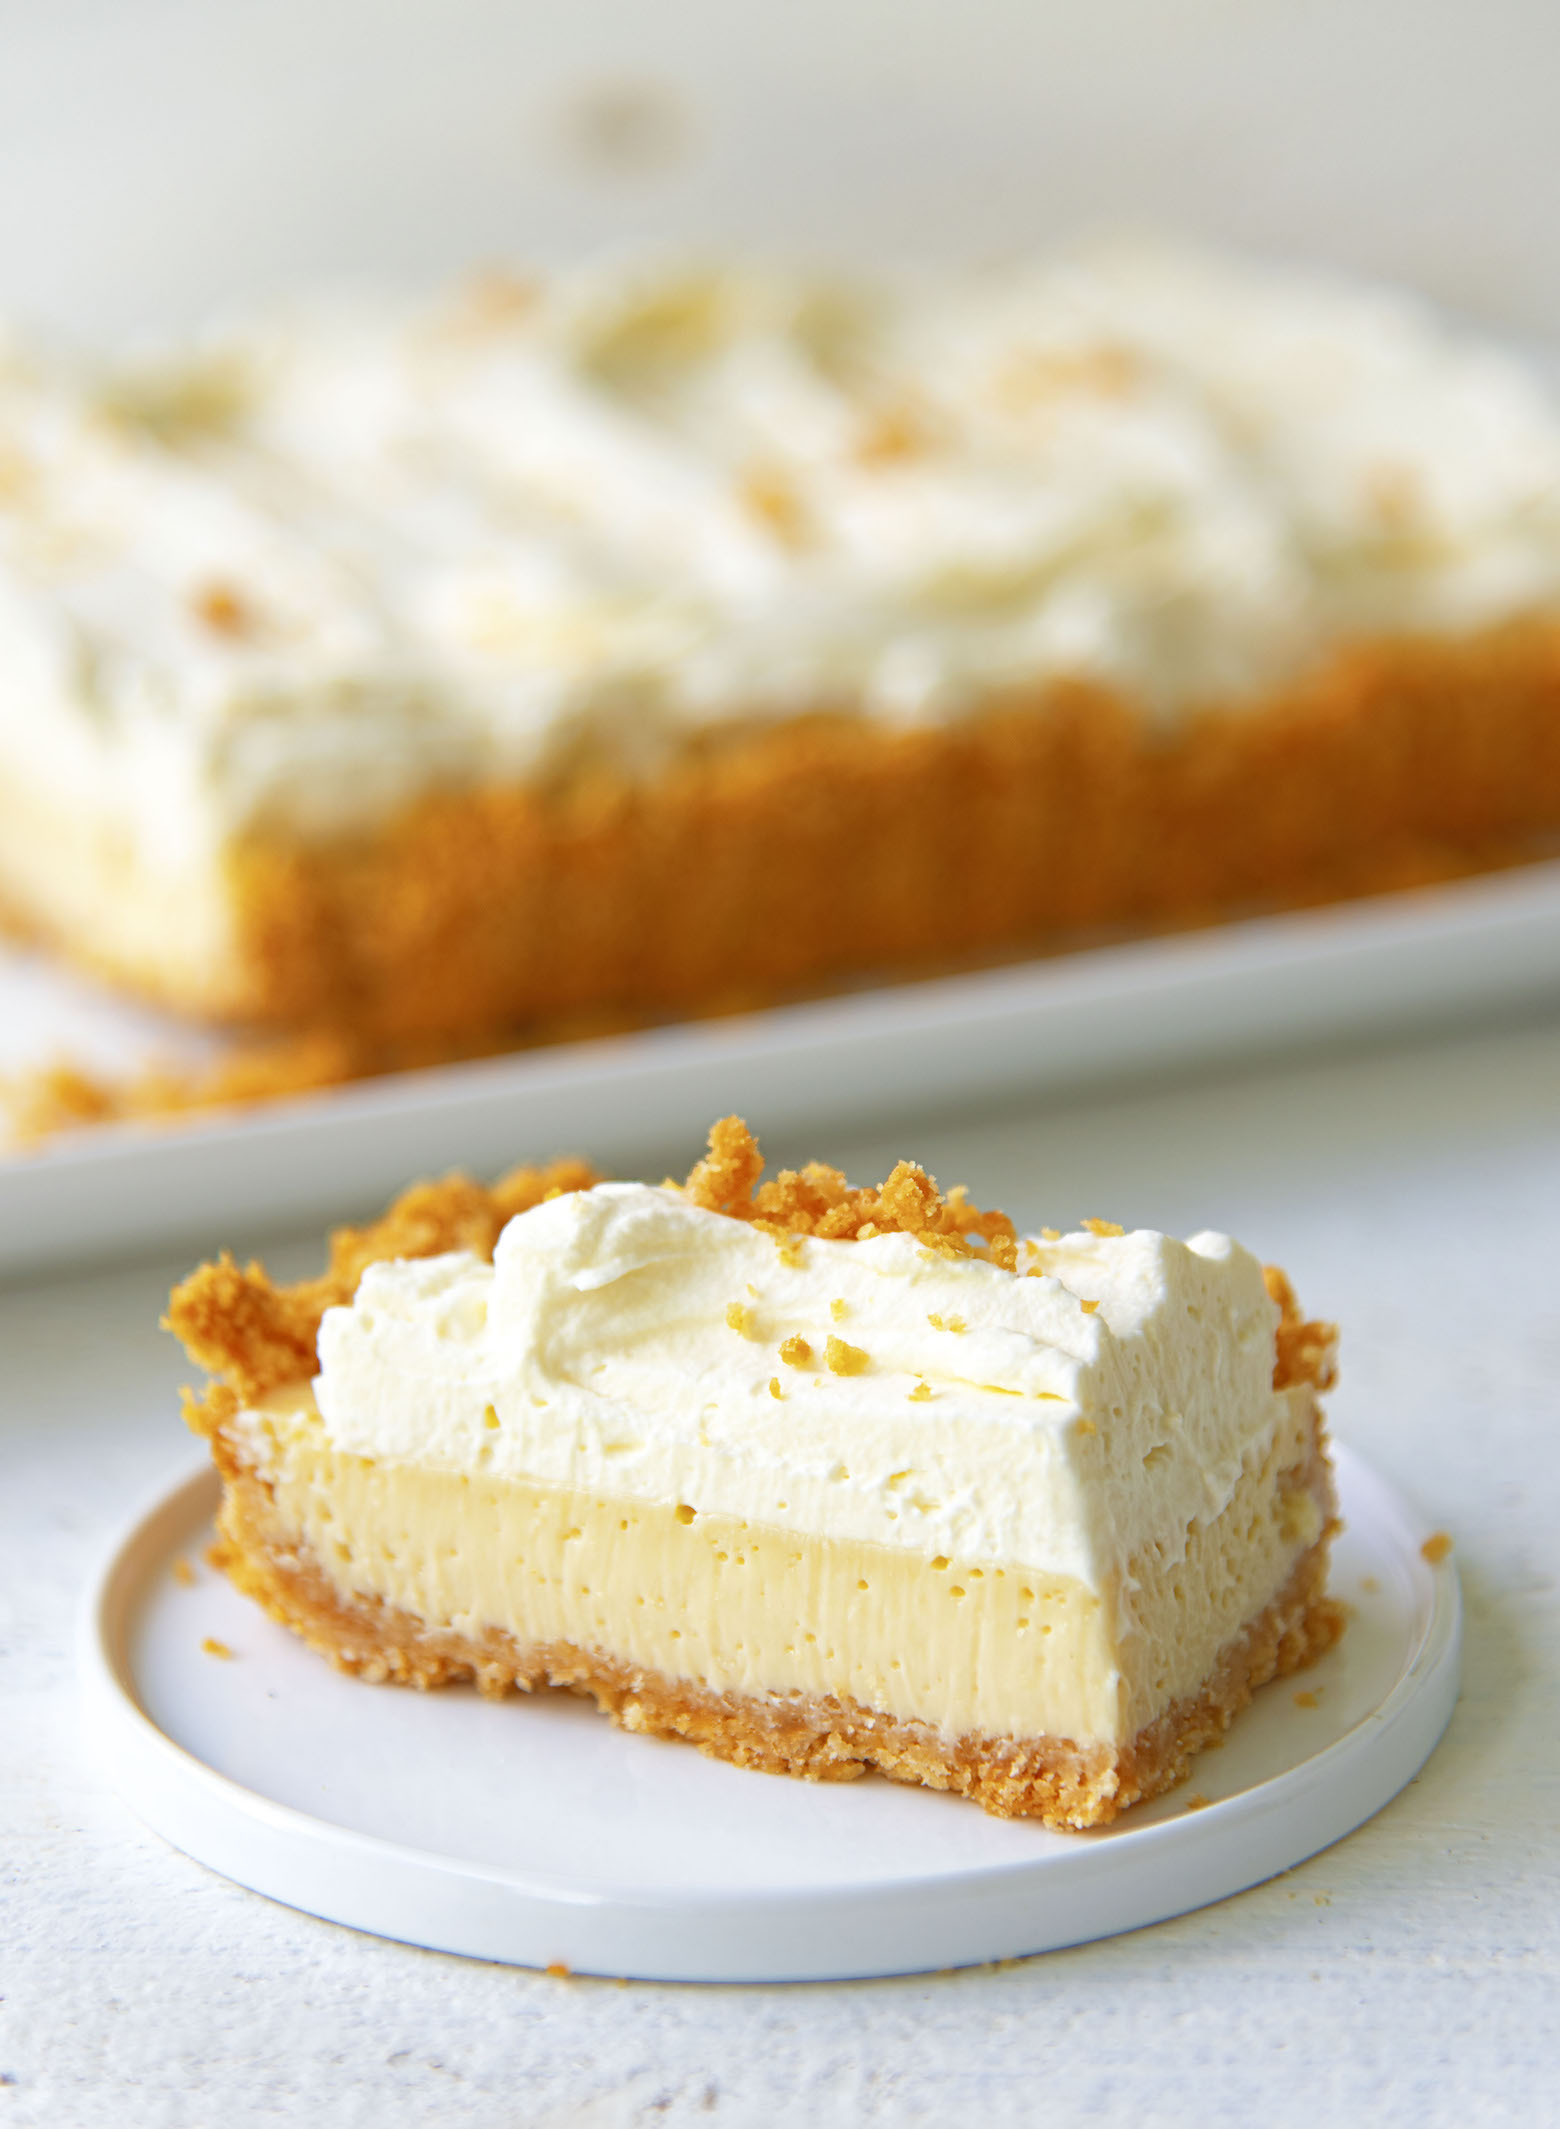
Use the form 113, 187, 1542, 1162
4, 1014, 1558, 2128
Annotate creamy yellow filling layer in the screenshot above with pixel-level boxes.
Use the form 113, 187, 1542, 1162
254, 1396, 1112, 1740
248, 1389, 1324, 1748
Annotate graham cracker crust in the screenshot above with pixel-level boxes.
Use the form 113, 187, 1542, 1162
201, 1396, 1341, 1830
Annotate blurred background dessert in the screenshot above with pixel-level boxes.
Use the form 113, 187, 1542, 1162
3, 0, 1559, 1144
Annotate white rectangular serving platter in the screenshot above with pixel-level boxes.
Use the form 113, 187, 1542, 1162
4, 858, 1560, 1279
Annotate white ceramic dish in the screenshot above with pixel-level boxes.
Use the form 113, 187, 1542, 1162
8, 859, 1560, 1278
79, 1443, 1460, 1983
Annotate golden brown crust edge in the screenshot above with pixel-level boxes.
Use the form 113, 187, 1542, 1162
218, 623, 1560, 1037
198, 1392, 1341, 1829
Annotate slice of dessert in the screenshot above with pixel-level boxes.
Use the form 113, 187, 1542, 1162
167, 1119, 1342, 1827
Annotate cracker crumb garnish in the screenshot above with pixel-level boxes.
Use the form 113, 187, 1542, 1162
826, 1337, 869, 1376
1080, 1298, 1099, 1315
193, 580, 253, 637
679, 1118, 1017, 1269
1421, 1531, 1454, 1565
769, 1377, 783, 1401
908, 1381, 933, 1402
1293, 1689, 1320, 1709
1040, 1227, 1061, 1241
830, 1298, 848, 1322
171, 1557, 196, 1588
779, 1334, 812, 1367
449, 268, 540, 332
1184, 1793, 1211, 1812
854, 400, 933, 467
5, 1028, 394, 1153
1082, 1218, 1124, 1238
201, 1637, 233, 1660
725, 1301, 757, 1339
740, 462, 810, 548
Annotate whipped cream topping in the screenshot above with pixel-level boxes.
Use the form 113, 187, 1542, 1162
304, 1180, 1292, 1584
3, 242, 1560, 871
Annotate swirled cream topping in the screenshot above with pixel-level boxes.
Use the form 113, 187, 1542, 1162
308, 1179, 1292, 1584
5, 240, 1560, 869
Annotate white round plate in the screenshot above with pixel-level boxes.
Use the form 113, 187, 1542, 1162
80, 1444, 1459, 1983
